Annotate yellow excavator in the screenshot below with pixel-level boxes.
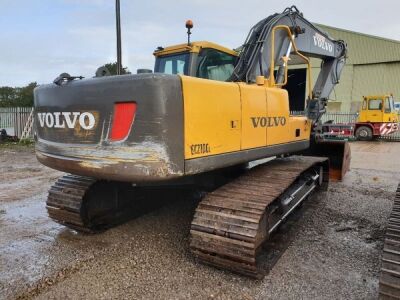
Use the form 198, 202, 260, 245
34, 6, 350, 277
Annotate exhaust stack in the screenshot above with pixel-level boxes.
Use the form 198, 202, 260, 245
116, 0, 122, 75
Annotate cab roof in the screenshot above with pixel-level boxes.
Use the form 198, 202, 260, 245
153, 41, 238, 57
364, 94, 393, 99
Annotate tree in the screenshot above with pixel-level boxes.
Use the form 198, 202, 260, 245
100, 62, 130, 75
0, 87, 16, 106
0, 82, 38, 107
18, 82, 38, 106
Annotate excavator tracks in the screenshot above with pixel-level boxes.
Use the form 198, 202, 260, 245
46, 174, 135, 233
47, 175, 96, 232
379, 183, 400, 299
190, 156, 329, 278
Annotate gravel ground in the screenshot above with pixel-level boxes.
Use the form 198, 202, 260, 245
0, 142, 399, 299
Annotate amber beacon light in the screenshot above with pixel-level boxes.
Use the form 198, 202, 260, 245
186, 19, 193, 44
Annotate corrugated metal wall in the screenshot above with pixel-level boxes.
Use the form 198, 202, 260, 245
308, 64, 354, 111
382, 62, 400, 97
329, 62, 400, 111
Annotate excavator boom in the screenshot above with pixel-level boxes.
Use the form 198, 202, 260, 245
232, 5, 347, 122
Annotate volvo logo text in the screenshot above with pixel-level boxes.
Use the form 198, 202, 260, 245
37, 112, 96, 130
313, 32, 333, 53
251, 116, 286, 128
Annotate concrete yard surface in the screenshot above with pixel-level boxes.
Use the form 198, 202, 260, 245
0, 142, 399, 299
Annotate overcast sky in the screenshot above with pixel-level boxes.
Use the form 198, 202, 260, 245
1, 0, 400, 87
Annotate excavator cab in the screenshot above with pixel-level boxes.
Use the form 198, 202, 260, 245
153, 41, 238, 81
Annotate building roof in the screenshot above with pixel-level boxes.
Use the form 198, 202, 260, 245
315, 24, 400, 65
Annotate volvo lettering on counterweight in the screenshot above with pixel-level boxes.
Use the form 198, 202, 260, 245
37, 112, 96, 130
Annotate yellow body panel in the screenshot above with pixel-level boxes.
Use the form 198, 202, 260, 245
361, 110, 380, 123
239, 84, 267, 149
289, 116, 312, 141
385, 113, 399, 123
181, 75, 311, 160
154, 41, 238, 57
181, 76, 241, 159
265, 88, 291, 145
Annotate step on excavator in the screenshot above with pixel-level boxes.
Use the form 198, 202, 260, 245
34, 6, 351, 277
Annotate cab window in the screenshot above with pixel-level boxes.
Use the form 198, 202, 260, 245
196, 48, 236, 81
362, 99, 367, 110
154, 53, 189, 75
368, 99, 383, 110
384, 97, 391, 113
389, 96, 395, 112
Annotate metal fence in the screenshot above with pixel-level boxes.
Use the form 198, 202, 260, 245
291, 111, 359, 123
379, 129, 400, 141
321, 112, 359, 124
0, 107, 33, 138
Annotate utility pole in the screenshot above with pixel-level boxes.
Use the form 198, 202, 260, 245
115, 0, 122, 75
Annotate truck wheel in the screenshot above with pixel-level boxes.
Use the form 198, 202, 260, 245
355, 126, 373, 141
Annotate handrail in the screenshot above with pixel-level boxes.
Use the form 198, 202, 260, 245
269, 25, 312, 100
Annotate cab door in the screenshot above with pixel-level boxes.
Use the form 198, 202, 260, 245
359, 99, 368, 122
383, 96, 396, 122
366, 98, 383, 123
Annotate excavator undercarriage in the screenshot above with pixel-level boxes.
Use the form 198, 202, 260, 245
46, 166, 243, 233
